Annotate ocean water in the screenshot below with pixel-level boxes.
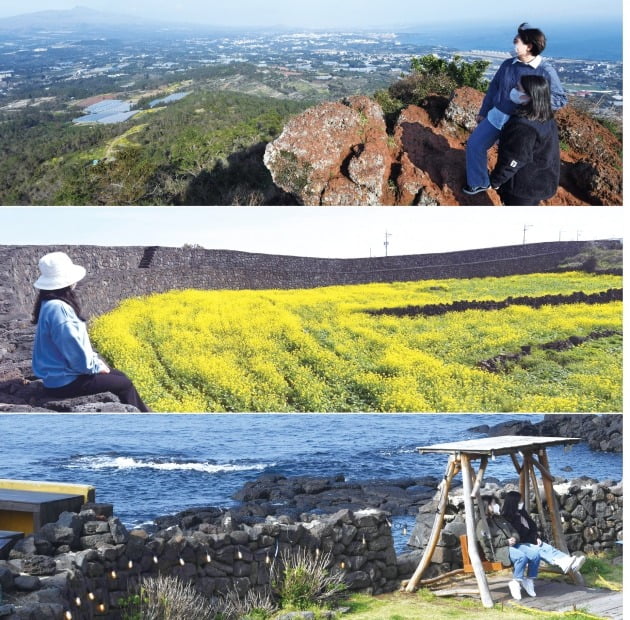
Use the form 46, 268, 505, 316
0, 414, 621, 552
398, 20, 622, 62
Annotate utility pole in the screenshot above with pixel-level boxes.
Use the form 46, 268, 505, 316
558, 229, 566, 241
576, 230, 582, 241
523, 224, 533, 245
384, 230, 392, 257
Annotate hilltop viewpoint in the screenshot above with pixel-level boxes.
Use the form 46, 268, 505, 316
264, 88, 622, 206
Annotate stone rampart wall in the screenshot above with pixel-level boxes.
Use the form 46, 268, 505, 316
1, 240, 610, 319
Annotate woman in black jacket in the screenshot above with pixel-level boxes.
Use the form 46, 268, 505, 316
490, 74, 560, 205
501, 491, 586, 573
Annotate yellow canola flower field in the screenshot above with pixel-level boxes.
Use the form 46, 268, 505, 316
90, 272, 622, 412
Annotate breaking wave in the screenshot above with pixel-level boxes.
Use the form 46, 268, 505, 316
67, 454, 271, 474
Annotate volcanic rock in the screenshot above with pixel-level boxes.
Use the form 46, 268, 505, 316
264, 87, 622, 205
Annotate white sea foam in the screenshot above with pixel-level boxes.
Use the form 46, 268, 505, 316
68, 455, 270, 474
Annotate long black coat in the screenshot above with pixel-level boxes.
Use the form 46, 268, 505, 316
505, 509, 540, 545
490, 115, 560, 205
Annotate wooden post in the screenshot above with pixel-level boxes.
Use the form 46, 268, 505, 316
405, 455, 458, 592
471, 456, 488, 497
539, 448, 584, 585
470, 457, 491, 542
528, 460, 548, 538
530, 452, 553, 482
539, 448, 568, 553
460, 454, 494, 608
519, 453, 530, 504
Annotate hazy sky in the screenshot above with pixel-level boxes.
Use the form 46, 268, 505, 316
0, 207, 622, 258
0, 0, 622, 28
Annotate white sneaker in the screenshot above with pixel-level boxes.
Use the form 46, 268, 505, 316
521, 577, 536, 597
571, 555, 586, 572
508, 579, 522, 600
556, 555, 575, 573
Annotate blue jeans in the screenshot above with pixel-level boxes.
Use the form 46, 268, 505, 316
509, 544, 540, 580
465, 118, 501, 188
521, 542, 568, 566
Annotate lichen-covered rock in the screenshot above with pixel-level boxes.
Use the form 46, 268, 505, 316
264, 95, 390, 205
21, 555, 57, 576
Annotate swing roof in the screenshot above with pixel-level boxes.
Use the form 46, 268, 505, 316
417, 435, 580, 458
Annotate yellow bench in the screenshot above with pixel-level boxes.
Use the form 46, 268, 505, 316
0, 479, 95, 535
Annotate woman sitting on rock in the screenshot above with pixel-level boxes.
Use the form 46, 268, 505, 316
31, 251, 150, 411
476, 495, 540, 600
501, 490, 586, 573
489, 74, 560, 205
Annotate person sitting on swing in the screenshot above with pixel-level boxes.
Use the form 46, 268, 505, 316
476, 495, 539, 600
501, 490, 586, 573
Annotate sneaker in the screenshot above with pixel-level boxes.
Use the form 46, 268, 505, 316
462, 184, 490, 195
556, 555, 575, 574
508, 579, 522, 600
521, 577, 536, 597
571, 555, 586, 572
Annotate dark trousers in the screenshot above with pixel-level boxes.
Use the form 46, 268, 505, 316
46, 369, 150, 412
499, 190, 540, 206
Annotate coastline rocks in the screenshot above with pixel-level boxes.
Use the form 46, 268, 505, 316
469, 414, 622, 452
1, 477, 621, 619
231, 474, 439, 519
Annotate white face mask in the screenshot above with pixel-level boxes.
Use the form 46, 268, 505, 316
518, 502, 525, 510
492, 503, 501, 515
510, 87, 531, 105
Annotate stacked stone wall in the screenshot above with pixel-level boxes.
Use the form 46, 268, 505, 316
1, 507, 398, 620
0, 241, 611, 319
0, 479, 622, 619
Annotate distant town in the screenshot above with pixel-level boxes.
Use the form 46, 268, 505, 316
0, 29, 623, 122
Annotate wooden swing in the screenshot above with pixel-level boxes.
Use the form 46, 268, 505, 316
403, 435, 582, 608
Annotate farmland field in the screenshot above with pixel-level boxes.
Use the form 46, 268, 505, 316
90, 272, 622, 412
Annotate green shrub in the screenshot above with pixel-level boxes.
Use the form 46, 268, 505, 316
121, 575, 214, 620
382, 54, 489, 112
271, 548, 347, 611
410, 54, 490, 92
215, 587, 277, 620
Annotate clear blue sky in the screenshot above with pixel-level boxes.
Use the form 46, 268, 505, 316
0, 0, 622, 28
0, 207, 622, 258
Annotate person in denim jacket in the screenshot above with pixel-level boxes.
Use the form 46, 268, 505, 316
32, 252, 150, 411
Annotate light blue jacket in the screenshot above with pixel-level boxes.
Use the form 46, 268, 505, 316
32, 299, 106, 388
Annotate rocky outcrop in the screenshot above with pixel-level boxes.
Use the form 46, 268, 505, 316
264, 87, 622, 205
469, 414, 622, 452
230, 474, 438, 520
263, 95, 392, 205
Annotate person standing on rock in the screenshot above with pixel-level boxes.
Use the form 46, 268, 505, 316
463, 22, 566, 196
476, 495, 540, 600
31, 251, 150, 411
501, 490, 586, 573
489, 75, 560, 205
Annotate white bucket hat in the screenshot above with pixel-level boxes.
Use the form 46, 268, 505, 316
34, 252, 86, 290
